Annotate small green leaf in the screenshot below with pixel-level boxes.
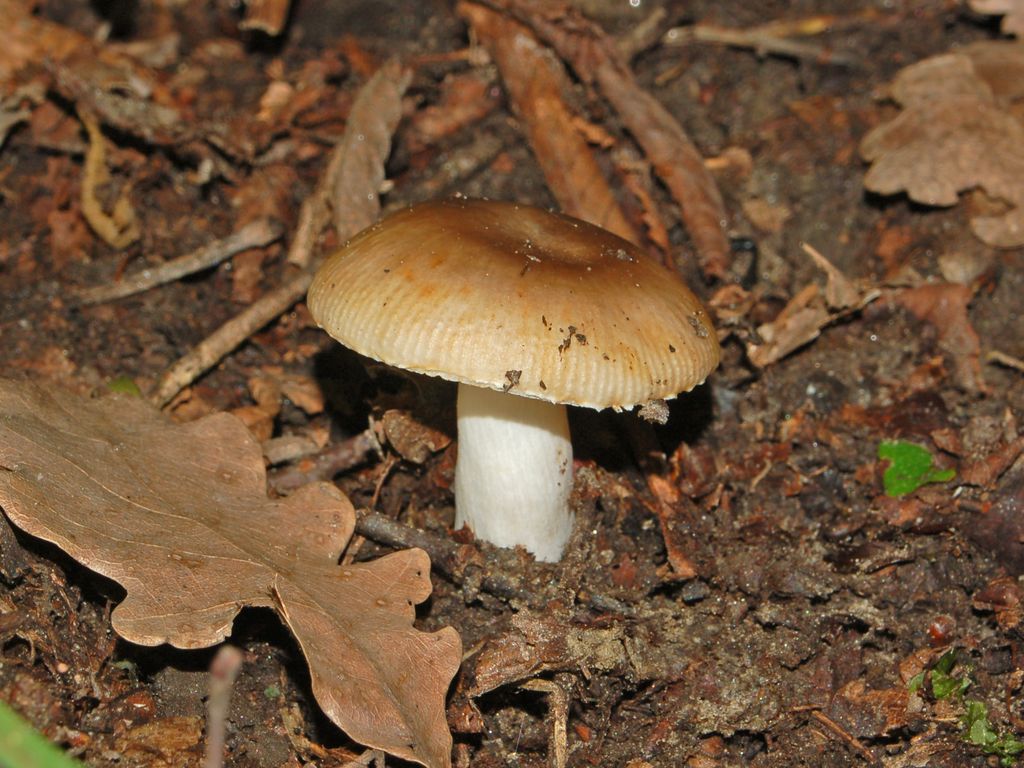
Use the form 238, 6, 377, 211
907, 671, 925, 693
878, 440, 955, 497
934, 648, 958, 675
963, 699, 1024, 765
930, 649, 971, 700
106, 376, 142, 397
0, 701, 84, 768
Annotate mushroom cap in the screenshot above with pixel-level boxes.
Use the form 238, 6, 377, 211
307, 198, 720, 410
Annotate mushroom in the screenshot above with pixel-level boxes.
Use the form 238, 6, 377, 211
307, 198, 719, 562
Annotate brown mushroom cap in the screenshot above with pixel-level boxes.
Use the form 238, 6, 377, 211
307, 198, 720, 410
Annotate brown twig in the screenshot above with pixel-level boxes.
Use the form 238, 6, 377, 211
151, 269, 314, 408
268, 428, 380, 494
807, 709, 881, 767
75, 219, 283, 304
662, 22, 856, 66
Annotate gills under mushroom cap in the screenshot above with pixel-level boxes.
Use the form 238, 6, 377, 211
307, 198, 719, 410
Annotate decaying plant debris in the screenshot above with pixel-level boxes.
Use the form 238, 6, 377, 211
1, 0, 1023, 766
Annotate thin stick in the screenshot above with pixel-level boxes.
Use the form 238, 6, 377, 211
269, 428, 380, 494
203, 645, 244, 768
988, 349, 1024, 373
151, 269, 313, 407
663, 24, 855, 65
807, 709, 880, 767
76, 218, 283, 304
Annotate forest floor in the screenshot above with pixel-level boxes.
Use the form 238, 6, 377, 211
1, 0, 1024, 766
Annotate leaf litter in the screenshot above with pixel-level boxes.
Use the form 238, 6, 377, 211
2, 1, 1024, 765
861, 41, 1024, 247
0, 379, 461, 768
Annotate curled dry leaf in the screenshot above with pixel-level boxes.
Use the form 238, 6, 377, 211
381, 410, 452, 465
894, 282, 985, 392
970, 0, 1024, 36
473, 0, 731, 278
0, 379, 461, 768
460, 2, 641, 244
747, 247, 877, 368
290, 58, 411, 268
861, 41, 1024, 247
747, 284, 831, 369
239, 0, 291, 35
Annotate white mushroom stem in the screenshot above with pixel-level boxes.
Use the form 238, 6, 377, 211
453, 383, 574, 562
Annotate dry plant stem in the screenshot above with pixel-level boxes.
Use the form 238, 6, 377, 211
520, 677, 569, 768
239, 0, 291, 34
204, 645, 244, 768
807, 709, 881, 767
151, 269, 313, 408
475, 0, 730, 279
616, 5, 669, 60
76, 218, 283, 304
988, 349, 1024, 373
78, 108, 140, 249
663, 23, 855, 65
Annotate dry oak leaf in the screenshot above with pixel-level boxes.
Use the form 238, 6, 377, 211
861, 42, 1024, 247
0, 379, 461, 768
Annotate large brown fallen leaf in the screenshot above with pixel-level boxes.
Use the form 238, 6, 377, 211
0, 379, 461, 768
861, 41, 1024, 247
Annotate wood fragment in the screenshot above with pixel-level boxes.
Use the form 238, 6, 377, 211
472, 0, 731, 279
616, 5, 670, 61
520, 677, 569, 768
461, 2, 640, 243
988, 349, 1024, 373
78, 108, 140, 249
76, 219, 283, 304
269, 428, 380, 493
